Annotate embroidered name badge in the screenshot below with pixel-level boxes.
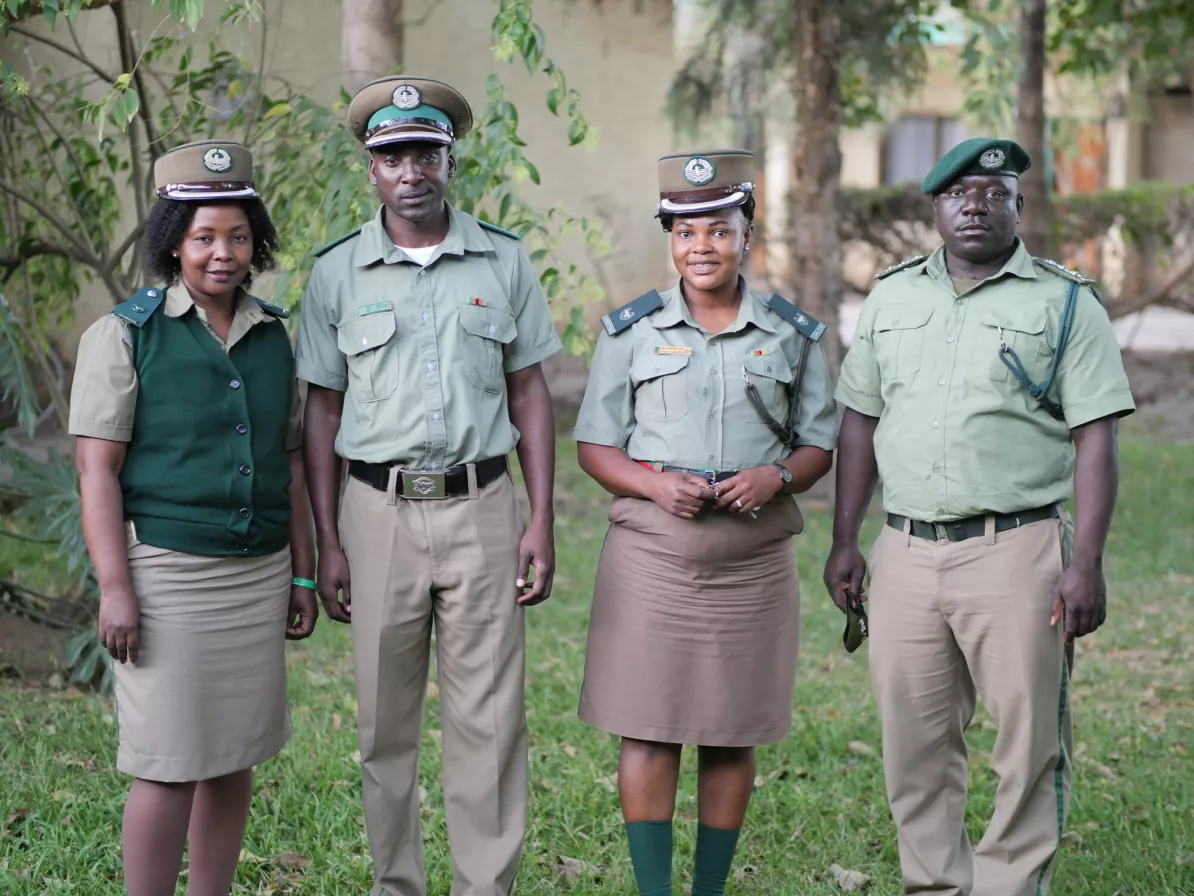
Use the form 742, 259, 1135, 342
654, 345, 693, 356
469, 297, 487, 307
358, 301, 393, 316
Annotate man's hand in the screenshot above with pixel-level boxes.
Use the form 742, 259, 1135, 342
648, 472, 712, 519
286, 584, 319, 640
824, 541, 868, 613
714, 465, 784, 513
516, 521, 555, 606
317, 545, 353, 623
98, 587, 141, 664
1051, 559, 1106, 643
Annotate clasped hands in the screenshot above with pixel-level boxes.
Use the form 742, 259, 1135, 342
648, 465, 784, 520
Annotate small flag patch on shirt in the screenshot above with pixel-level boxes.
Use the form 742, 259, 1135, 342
654, 345, 694, 356
358, 301, 393, 316
469, 297, 487, 307
751, 349, 771, 357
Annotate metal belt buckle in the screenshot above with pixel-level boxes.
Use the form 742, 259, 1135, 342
934, 522, 949, 542
401, 470, 447, 499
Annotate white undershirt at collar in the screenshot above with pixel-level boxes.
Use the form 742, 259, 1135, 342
395, 243, 440, 266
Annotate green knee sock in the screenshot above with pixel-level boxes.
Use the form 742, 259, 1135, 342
624, 820, 673, 896
692, 824, 741, 896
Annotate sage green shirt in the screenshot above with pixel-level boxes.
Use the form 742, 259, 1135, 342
836, 240, 1135, 521
574, 280, 838, 470
295, 204, 562, 467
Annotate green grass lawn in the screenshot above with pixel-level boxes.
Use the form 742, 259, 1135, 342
1, 438, 1192, 895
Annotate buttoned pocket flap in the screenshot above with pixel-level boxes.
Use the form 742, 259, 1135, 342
337, 314, 396, 357
460, 303, 517, 344
631, 352, 690, 383
742, 354, 794, 383
874, 306, 933, 333
980, 309, 1047, 335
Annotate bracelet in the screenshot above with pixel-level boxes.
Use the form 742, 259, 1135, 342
291, 577, 317, 591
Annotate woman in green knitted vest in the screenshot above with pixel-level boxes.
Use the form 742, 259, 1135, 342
69, 141, 317, 896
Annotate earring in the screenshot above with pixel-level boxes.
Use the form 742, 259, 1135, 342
172, 251, 178, 258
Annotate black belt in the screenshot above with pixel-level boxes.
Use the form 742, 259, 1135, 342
887, 505, 1059, 542
636, 461, 741, 484
348, 456, 507, 499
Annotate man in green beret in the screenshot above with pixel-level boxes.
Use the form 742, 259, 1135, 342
824, 137, 1134, 895
295, 76, 561, 896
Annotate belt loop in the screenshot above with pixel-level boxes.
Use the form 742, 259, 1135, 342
985, 512, 996, 545
466, 462, 479, 500
903, 514, 912, 547
385, 465, 400, 506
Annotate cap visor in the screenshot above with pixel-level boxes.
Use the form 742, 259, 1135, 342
658, 191, 747, 215
366, 128, 453, 149
159, 186, 259, 201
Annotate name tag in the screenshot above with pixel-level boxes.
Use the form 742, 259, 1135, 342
654, 345, 693, 356
358, 301, 393, 316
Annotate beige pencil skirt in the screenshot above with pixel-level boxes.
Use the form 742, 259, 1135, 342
578, 494, 805, 747
114, 541, 292, 782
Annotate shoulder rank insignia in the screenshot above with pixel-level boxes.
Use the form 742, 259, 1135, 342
477, 219, 521, 241
601, 290, 664, 336
875, 255, 929, 280
766, 294, 826, 342
253, 296, 290, 319
111, 286, 166, 328
1034, 257, 1096, 285
313, 228, 362, 258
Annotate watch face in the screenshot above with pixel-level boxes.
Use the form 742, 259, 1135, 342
775, 463, 792, 483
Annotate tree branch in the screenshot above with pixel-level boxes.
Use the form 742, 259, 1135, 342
105, 219, 147, 288
9, 24, 117, 85
1108, 253, 1194, 321
110, 2, 149, 234
5, 0, 119, 25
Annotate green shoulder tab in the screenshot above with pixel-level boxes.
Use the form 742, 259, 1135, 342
601, 290, 664, 336
313, 228, 362, 258
875, 255, 930, 280
253, 296, 290, 319
477, 219, 521, 241
111, 286, 167, 328
1033, 256, 1096, 286
766, 294, 826, 342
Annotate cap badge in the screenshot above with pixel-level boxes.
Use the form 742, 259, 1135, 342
392, 84, 422, 111
683, 156, 716, 186
979, 148, 1006, 169
202, 147, 233, 173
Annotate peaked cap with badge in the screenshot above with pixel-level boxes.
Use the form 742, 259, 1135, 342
658, 149, 755, 216
153, 140, 258, 201
347, 76, 473, 149
921, 137, 1032, 195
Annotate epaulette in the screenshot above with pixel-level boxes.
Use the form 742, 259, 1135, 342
601, 290, 664, 336
477, 219, 521, 241
313, 228, 361, 258
253, 296, 290, 319
1034, 257, 1096, 285
111, 287, 166, 328
875, 255, 929, 280
766, 294, 826, 342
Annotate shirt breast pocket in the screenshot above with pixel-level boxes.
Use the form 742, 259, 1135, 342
874, 307, 932, 379
977, 308, 1050, 383
460, 303, 517, 394
741, 354, 793, 422
336, 314, 398, 402
631, 353, 690, 422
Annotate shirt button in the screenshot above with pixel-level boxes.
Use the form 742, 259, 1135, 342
236, 424, 248, 435
932, 421, 940, 428
429, 462, 439, 470
707, 454, 715, 462
426, 362, 436, 372
933, 464, 941, 472
956, 299, 963, 305
947, 336, 954, 343
488, 325, 497, 335
238, 543, 250, 553
937, 508, 945, 515
417, 270, 425, 277
239, 508, 251, 519
710, 365, 717, 374
229, 379, 241, 389
893, 319, 899, 325
938, 378, 946, 386
708, 410, 715, 418
239, 464, 252, 475
422, 312, 430, 321
432, 412, 442, 421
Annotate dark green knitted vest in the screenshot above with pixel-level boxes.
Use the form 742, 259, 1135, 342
120, 297, 293, 557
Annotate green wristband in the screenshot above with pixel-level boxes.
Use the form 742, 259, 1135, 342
292, 577, 317, 591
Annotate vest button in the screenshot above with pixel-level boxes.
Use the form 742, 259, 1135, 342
239, 464, 251, 475
236, 424, 248, 435
230, 379, 241, 389
239, 508, 251, 519
238, 543, 250, 553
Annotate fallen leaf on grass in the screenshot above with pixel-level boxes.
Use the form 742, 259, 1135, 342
331, 713, 342, 731
1060, 831, 1084, 848
1127, 805, 1151, 820
59, 815, 70, 826
351, 750, 362, 765
563, 744, 577, 758
847, 741, 875, 757
239, 849, 267, 864
274, 852, 312, 871
553, 855, 596, 885
595, 773, 618, 793
830, 863, 871, 891
1084, 760, 1118, 782
51, 791, 76, 803
2, 809, 30, 839
733, 864, 761, 886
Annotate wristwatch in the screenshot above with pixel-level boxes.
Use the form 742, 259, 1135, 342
772, 462, 792, 486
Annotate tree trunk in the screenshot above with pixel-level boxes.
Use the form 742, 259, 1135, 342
790, 0, 844, 374
1016, 0, 1051, 257
340, 0, 404, 95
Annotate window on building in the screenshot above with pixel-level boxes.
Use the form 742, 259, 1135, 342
882, 116, 968, 186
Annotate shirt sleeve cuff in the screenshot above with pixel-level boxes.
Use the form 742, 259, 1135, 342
1063, 390, 1136, 429
295, 360, 347, 392
68, 420, 133, 442
504, 335, 563, 373
795, 435, 838, 452
572, 426, 629, 448
834, 384, 884, 418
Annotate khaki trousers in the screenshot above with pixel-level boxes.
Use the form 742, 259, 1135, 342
868, 515, 1073, 896
340, 473, 528, 896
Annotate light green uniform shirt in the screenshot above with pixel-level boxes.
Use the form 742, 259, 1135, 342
574, 280, 838, 470
295, 204, 562, 467
836, 239, 1135, 521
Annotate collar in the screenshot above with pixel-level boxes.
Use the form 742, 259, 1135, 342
353, 203, 492, 267
922, 237, 1038, 284
164, 285, 261, 323
649, 278, 777, 334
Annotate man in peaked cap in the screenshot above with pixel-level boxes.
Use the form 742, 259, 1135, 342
296, 76, 561, 896
825, 137, 1135, 895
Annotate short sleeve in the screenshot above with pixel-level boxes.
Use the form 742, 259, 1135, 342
835, 294, 884, 417
1055, 287, 1135, 428
68, 315, 137, 442
295, 262, 348, 391
503, 248, 563, 373
573, 330, 635, 448
794, 340, 839, 451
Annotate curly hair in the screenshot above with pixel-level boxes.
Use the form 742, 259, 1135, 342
144, 197, 279, 287
658, 194, 756, 233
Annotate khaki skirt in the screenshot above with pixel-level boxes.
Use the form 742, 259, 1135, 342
114, 541, 292, 782
578, 494, 804, 747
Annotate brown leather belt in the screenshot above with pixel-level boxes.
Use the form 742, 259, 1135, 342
887, 505, 1059, 542
348, 456, 507, 499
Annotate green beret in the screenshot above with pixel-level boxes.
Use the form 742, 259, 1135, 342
921, 137, 1032, 195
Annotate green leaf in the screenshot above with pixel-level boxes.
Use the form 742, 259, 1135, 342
113, 72, 133, 90
42, 0, 59, 28
567, 116, 586, 147
6, 0, 22, 18
546, 86, 560, 116
523, 160, 540, 185
262, 102, 291, 120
